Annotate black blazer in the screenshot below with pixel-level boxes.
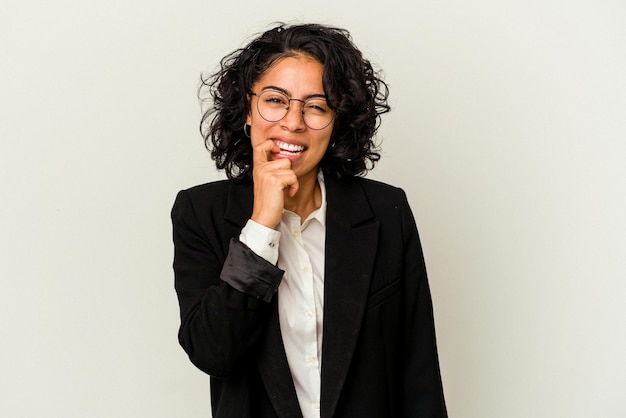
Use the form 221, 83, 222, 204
172, 173, 447, 418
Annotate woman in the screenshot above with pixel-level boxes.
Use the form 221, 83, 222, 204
172, 23, 447, 418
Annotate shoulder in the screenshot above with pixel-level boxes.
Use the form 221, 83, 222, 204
173, 179, 227, 208
352, 177, 421, 241
172, 179, 244, 219
327, 175, 413, 223
181, 179, 232, 200
353, 176, 404, 195
351, 177, 409, 208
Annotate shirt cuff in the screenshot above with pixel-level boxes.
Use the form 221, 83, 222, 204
221, 239, 284, 303
239, 219, 280, 265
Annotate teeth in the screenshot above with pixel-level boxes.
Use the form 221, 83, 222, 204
275, 140, 305, 153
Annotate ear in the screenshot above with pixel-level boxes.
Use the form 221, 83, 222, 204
245, 91, 253, 126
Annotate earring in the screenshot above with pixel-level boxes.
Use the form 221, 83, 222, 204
243, 123, 251, 138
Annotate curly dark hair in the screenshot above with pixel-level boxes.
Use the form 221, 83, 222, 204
199, 23, 390, 181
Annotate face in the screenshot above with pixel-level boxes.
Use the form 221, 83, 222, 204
246, 55, 334, 181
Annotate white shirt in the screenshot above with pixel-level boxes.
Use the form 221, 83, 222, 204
240, 171, 326, 418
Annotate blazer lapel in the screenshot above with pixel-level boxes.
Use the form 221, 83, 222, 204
223, 182, 303, 418
321, 175, 379, 418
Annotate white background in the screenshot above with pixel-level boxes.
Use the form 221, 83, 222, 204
2, 0, 625, 417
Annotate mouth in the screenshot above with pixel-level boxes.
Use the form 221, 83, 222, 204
274, 140, 307, 156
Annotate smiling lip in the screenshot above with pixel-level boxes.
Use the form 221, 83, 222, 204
272, 139, 307, 159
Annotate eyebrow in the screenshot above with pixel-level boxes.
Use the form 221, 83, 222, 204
260, 85, 327, 100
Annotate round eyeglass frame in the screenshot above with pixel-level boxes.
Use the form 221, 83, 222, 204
249, 91, 335, 130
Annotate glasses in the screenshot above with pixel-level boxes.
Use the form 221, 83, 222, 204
250, 89, 335, 130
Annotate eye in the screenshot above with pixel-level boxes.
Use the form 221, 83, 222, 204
263, 92, 289, 107
305, 100, 329, 114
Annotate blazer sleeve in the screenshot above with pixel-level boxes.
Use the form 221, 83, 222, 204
171, 189, 284, 378
398, 190, 448, 417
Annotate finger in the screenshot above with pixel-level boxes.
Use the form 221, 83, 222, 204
269, 169, 298, 197
255, 158, 291, 174
287, 179, 299, 197
259, 168, 297, 190
252, 139, 279, 165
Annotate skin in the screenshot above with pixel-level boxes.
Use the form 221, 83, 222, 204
246, 55, 334, 229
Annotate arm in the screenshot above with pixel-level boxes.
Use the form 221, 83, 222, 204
172, 189, 283, 378
172, 137, 297, 377
398, 190, 448, 417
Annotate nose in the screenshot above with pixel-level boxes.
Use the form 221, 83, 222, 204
280, 99, 306, 131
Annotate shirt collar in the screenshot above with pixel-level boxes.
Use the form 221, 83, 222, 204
310, 169, 327, 227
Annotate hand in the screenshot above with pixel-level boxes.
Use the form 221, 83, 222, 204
250, 140, 299, 229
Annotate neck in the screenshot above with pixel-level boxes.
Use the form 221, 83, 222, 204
284, 170, 321, 222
